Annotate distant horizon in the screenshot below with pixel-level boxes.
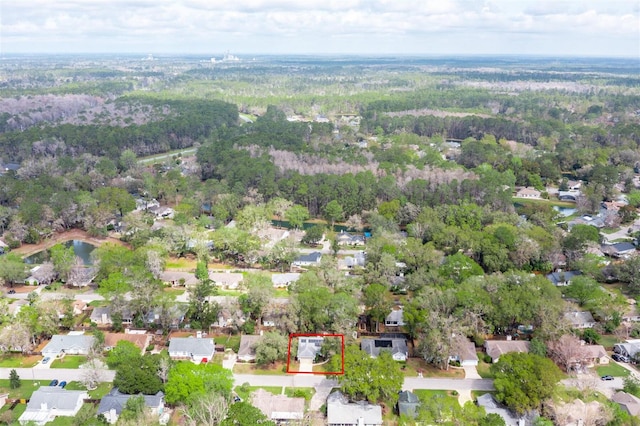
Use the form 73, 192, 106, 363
1, 52, 638, 60
1, 1, 637, 60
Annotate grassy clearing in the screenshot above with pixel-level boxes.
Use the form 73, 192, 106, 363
414, 389, 460, 407
0, 379, 42, 400
233, 362, 288, 376
165, 257, 197, 270
402, 358, 464, 378
0, 354, 40, 368
476, 361, 495, 379
50, 355, 87, 369
597, 363, 630, 377
234, 385, 283, 401
598, 334, 620, 350
214, 335, 241, 353
285, 387, 315, 401
64, 381, 112, 399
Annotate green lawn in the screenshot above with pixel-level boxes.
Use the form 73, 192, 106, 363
214, 335, 241, 353
50, 355, 87, 369
598, 334, 620, 350
414, 389, 460, 406
476, 361, 495, 379
46, 413, 78, 425
402, 358, 464, 378
65, 381, 112, 399
233, 362, 288, 376
597, 363, 630, 377
285, 387, 315, 401
0, 379, 42, 399
0, 402, 26, 424
0, 354, 39, 368
234, 385, 283, 401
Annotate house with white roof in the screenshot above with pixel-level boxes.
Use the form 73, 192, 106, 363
271, 273, 301, 288
41, 334, 95, 359
19, 386, 88, 425
168, 337, 215, 363
251, 389, 304, 422
565, 311, 596, 329
327, 391, 382, 426
208, 271, 244, 289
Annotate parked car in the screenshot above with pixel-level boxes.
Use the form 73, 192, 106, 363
7, 289, 15, 294
49, 379, 58, 386
58, 381, 67, 388
601, 375, 614, 381
612, 353, 630, 363
42, 357, 50, 364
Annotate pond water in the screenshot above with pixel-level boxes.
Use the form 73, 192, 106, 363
553, 206, 577, 217
24, 240, 97, 265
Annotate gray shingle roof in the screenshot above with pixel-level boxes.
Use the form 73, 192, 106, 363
42, 335, 94, 355
297, 337, 323, 359
98, 388, 164, 416
327, 391, 382, 425
26, 386, 87, 411
360, 338, 408, 358
168, 337, 215, 357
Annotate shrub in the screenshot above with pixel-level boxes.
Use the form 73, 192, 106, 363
146, 345, 155, 352
483, 354, 493, 364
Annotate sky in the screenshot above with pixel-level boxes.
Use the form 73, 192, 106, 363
1, 0, 639, 57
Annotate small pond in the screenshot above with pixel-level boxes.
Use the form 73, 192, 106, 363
24, 240, 96, 265
553, 206, 577, 217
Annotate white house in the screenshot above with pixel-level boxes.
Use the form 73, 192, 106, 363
41, 334, 95, 359
271, 273, 301, 288
327, 391, 383, 426
385, 308, 405, 327
251, 389, 305, 422
19, 386, 88, 425
208, 272, 244, 289
292, 252, 322, 268
564, 311, 596, 329
168, 337, 215, 364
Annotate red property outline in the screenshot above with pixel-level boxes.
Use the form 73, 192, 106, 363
286, 333, 345, 375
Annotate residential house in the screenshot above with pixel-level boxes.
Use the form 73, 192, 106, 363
18, 386, 88, 425
90, 307, 134, 326
208, 272, 244, 289
601, 242, 637, 259
41, 334, 94, 359
397, 391, 420, 419
135, 198, 160, 212
360, 338, 408, 362
168, 337, 215, 363
567, 216, 605, 229
546, 270, 581, 286
72, 300, 88, 316
297, 337, 324, 361
567, 180, 582, 190
515, 187, 541, 199
271, 273, 301, 288
238, 335, 262, 362
104, 333, 151, 353
484, 340, 531, 363
614, 339, 640, 360
160, 271, 198, 287
251, 389, 305, 422
327, 391, 383, 426
341, 252, 366, 270
476, 393, 522, 426
385, 308, 405, 327
450, 336, 479, 367
149, 205, 174, 219
564, 311, 596, 329
336, 231, 366, 246
292, 252, 322, 268
582, 344, 609, 367
212, 309, 234, 328
97, 388, 164, 424
612, 391, 640, 417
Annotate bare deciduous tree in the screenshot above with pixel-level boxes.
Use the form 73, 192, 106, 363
0, 323, 32, 354
547, 334, 588, 373
180, 392, 228, 426
81, 356, 105, 390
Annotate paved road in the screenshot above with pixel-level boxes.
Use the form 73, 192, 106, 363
0, 367, 115, 382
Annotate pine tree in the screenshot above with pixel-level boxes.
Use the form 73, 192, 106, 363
9, 369, 20, 389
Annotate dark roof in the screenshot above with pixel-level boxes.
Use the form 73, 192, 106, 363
98, 388, 164, 416
294, 252, 322, 263
612, 242, 636, 252
397, 391, 420, 418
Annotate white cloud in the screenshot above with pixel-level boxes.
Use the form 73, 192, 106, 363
0, 0, 637, 56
